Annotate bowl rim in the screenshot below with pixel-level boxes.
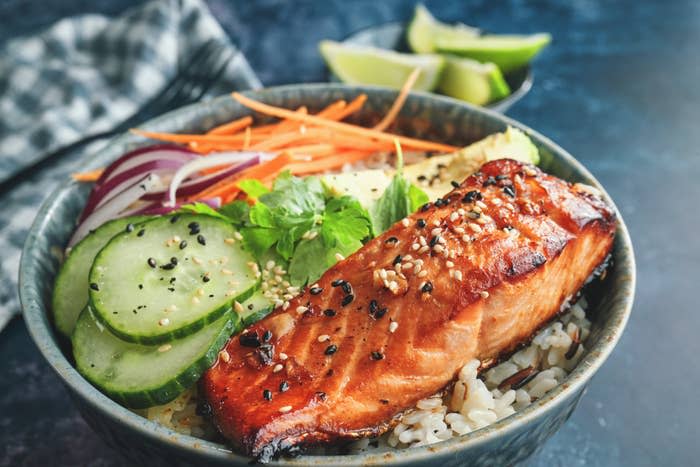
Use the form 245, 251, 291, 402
19, 83, 635, 465
338, 20, 534, 113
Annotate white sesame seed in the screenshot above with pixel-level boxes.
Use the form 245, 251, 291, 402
192, 257, 203, 265
412, 243, 420, 251
457, 208, 466, 216
282, 301, 290, 310
462, 234, 471, 243
224, 237, 236, 244
431, 227, 442, 236
454, 270, 463, 281
221, 268, 233, 275
402, 262, 413, 270
379, 269, 388, 280
448, 269, 454, 278
437, 236, 446, 244
158, 344, 172, 353
234, 232, 243, 240
480, 291, 490, 299
433, 245, 445, 254
273, 363, 283, 373
191, 296, 200, 305
403, 254, 413, 261
279, 352, 288, 360
492, 198, 503, 205
454, 226, 466, 234
234, 301, 244, 313
389, 321, 399, 333
317, 334, 330, 342
158, 318, 170, 326
401, 218, 410, 227
476, 216, 488, 225
469, 223, 483, 233
432, 219, 440, 226
274, 299, 284, 307
419, 281, 426, 290
296, 306, 308, 314
308, 230, 319, 240
446, 261, 454, 268
418, 270, 428, 278
219, 350, 230, 363
450, 212, 459, 222
165, 304, 177, 313
476, 200, 488, 210
225, 290, 237, 297
419, 245, 430, 254
279, 406, 292, 413
419, 236, 427, 246
266, 260, 276, 270
335, 253, 345, 261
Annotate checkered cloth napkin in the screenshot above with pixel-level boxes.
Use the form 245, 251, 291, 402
0, 0, 261, 331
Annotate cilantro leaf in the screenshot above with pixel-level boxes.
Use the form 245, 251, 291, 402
179, 202, 231, 222
238, 179, 270, 199
218, 200, 250, 227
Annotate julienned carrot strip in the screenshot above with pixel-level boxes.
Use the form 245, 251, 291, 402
285, 143, 335, 157
286, 150, 374, 175
315, 100, 348, 120
249, 128, 333, 151
231, 93, 457, 153
131, 129, 257, 145
374, 68, 420, 131
72, 168, 104, 182
332, 94, 367, 121
243, 126, 251, 149
206, 115, 253, 135
250, 106, 308, 135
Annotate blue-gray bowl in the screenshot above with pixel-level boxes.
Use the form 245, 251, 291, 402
19, 84, 635, 466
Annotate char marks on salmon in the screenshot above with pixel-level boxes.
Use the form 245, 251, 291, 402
201, 159, 616, 460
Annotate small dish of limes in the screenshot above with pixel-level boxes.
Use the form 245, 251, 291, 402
320, 4, 550, 111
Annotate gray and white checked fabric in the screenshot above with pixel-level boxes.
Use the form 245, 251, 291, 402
0, 0, 261, 331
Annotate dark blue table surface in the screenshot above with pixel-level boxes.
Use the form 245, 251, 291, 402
2, 0, 698, 465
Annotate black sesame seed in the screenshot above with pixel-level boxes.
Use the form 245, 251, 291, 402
89, 283, 99, 291
369, 300, 379, 314
263, 389, 272, 401
179, 240, 188, 250
138, 284, 143, 289
170, 215, 180, 224
137, 229, 145, 237
417, 219, 426, 228
450, 180, 460, 188
370, 351, 384, 361
421, 281, 433, 293
310, 286, 323, 295
316, 391, 327, 401
202, 275, 210, 283
248, 303, 254, 310
323, 308, 336, 317
385, 236, 398, 244
417, 175, 427, 181
429, 236, 440, 247
420, 202, 431, 212
341, 282, 353, 295
167, 287, 175, 292
160, 263, 176, 270
380, 399, 389, 405
483, 176, 497, 187
503, 185, 516, 198
187, 221, 199, 230
147, 257, 157, 268
462, 190, 482, 203
331, 279, 345, 287
496, 174, 509, 181
374, 308, 388, 319
279, 381, 289, 392
240, 331, 261, 348
324, 344, 338, 355
262, 330, 273, 342
125, 223, 135, 233
341, 294, 354, 307
170, 257, 178, 265
392, 255, 402, 265
434, 198, 445, 207
197, 234, 206, 245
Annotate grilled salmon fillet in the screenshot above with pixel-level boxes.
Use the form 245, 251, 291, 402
202, 159, 616, 459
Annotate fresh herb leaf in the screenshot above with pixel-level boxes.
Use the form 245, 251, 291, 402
179, 202, 231, 222
218, 200, 250, 226
249, 202, 274, 228
238, 179, 270, 199
259, 171, 325, 215
241, 226, 280, 258
408, 183, 430, 212
322, 196, 371, 248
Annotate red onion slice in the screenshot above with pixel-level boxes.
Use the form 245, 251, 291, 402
96, 145, 196, 187
69, 174, 163, 247
166, 152, 264, 206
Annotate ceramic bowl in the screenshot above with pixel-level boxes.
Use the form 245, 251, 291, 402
19, 84, 635, 466
337, 22, 533, 113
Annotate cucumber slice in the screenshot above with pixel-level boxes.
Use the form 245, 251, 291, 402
89, 214, 258, 344
73, 307, 236, 408
239, 291, 274, 329
52, 216, 149, 338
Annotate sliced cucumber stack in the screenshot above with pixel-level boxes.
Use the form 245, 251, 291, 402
73, 307, 236, 408
88, 214, 258, 344
52, 216, 148, 338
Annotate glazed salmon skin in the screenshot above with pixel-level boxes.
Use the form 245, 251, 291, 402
202, 159, 616, 460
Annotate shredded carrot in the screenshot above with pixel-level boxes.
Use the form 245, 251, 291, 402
206, 115, 253, 135
249, 128, 333, 151
72, 168, 104, 182
286, 150, 374, 175
374, 68, 420, 131
332, 94, 367, 121
231, 93, 457, 153
242, 126, 251, 149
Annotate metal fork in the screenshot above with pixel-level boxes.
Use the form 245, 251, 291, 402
0, 39, 236, 194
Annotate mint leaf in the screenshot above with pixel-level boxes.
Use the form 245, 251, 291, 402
238, 179, 270, 199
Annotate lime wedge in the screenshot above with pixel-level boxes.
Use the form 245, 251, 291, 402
319, 40, 445, 91
407, 4, 479, 54
437, 56, 511, 106
435, 33, 551, 73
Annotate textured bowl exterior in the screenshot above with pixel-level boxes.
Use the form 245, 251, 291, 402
19, 84, 635, 466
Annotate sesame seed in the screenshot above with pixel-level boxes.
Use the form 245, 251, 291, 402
411, 243, 420, 251
469, 223, 483, 233
341, 294, 354, 306
389, 321, 399, 333
371, 351, 384, 360
401, 218, 410, 227
158, 318, 170, 326
191, 296, 200, 305
219, 349, 230, 362
418, 245, 430, 254
480, 291, 490, 298
431, 227, 442, 237
324, 308, 336, 317
402, 262, 413, 270
310, 286, 323, 295
158, 344, 172, 353
421, 281, 433, 293
462, 234, 471, 243
273, 364, 283, 373
317, 334, 330, 342
192, 256, 203, 265
234, 301, 244, 313
418, 270, 428, 278
234, 232, 243, 240
147, 258, 157, 268
224, 237, 236, 244
446, 261, 454, 268
279, 381, 289, 392
417, 219, 426, 228
450, 212, 459, 222
454, 226, 466, 234
476, 200, 488, 210
296, 305, 309, 314
454, 270, 463, 281
335, 253, 345, 261
263, 389, 273, 401
279, 353, 288, 360
433, 244, 445, 254
324, 344, 338, 355
279, 406, 292, 413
